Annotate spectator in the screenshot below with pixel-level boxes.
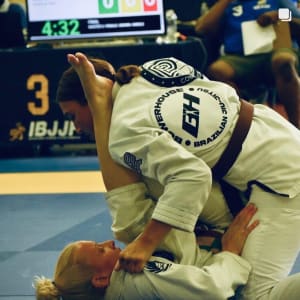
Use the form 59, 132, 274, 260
195, 0, 300, 128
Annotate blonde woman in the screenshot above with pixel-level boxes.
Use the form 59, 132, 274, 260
33, 205, 258, 300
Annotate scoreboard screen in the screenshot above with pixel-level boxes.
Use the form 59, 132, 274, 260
25, 0, 166, 43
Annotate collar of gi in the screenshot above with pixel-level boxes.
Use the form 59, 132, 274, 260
141, 57, 204, 87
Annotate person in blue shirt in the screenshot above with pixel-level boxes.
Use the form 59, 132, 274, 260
195, 0, 300, 128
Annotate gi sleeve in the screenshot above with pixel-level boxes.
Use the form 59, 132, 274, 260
105, 182, 155, 244
109, 130, 212, 233
105, 182, 213, 264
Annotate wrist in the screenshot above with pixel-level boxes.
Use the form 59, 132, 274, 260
222, 245, 240, 255
139, 219, 172, 248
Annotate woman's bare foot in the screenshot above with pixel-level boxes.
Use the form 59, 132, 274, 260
67, 52, 113, 109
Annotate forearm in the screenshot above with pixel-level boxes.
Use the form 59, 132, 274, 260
195, 0, 231, 35
137, 219, 172, 251
92, 103, 140, 191
116, 218, 173, 273
66, 52, 140, 191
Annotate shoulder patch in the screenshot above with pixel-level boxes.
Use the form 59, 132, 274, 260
141, 57, 203, 87
123, 152, 142, 174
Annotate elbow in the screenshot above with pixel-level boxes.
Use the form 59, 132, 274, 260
195, 21, 207, 36
195, 17, 212, 36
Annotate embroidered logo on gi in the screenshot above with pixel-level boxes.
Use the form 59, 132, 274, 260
152, 87, 230, 149
141, 58, 200, 87
182, 93, 200, 138
147, 58, 179, 78
123, 152, 142, 174
145, 261, 172, 274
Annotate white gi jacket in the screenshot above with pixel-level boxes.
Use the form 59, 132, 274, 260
104, 253, 250, 300
109, 57, 300, 233
103, 183, 251, 300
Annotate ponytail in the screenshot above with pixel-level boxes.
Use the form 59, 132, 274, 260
33, 276, 61, 300
115, 65, 141, 85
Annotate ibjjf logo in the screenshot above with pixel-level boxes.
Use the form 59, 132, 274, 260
145, 261, 172, 274
9, 122, 26, 141
123, 152, 142, 174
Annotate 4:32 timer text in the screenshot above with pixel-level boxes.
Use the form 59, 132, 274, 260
41, 20, 80, 36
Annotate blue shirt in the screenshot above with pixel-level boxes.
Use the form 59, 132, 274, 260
223, 0, 278, 54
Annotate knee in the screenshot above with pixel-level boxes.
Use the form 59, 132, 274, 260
272, 53, 297, 81
207, 60, 235, 82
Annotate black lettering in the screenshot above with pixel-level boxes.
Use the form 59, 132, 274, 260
182, 93, 200, 138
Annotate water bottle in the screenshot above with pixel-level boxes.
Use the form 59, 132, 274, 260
201, 1, 209, 15
165, 9, 178, 43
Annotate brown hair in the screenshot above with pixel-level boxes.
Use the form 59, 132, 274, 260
33, 242, 103, 300
56, 57, 141, 105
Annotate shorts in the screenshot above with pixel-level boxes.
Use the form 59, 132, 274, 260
220, 48, 299, 85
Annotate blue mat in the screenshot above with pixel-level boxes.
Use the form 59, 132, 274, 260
0, 156, 299, 300
0, 156, 99, 173
0, 192, 117, 298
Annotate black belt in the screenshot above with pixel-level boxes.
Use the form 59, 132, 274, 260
212, 100, 254, 216
152, 250, 175, 262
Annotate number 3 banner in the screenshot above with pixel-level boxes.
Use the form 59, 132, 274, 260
0, 49, 82, 148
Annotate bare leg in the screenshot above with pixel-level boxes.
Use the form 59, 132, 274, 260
272, 52, 300, 128
207, 60, 240, 94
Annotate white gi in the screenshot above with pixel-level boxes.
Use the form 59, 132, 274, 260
104, 254, 250, 300
104, 182, 251, 300
108, 57, 300, 299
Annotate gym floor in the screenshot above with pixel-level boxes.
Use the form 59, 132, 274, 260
0, 154, 299, 299
0, 155, 116, 299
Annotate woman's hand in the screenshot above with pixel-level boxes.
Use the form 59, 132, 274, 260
67, 52, 113, 113
257, 11, 278, 27
115, 219, 172, 273
114, 237, 156, 273
221, 203, 259, 255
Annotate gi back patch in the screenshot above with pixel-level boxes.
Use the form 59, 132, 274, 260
152, 86, 230, 150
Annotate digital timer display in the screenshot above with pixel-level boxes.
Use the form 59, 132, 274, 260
41, 20, 81, 36
25, 0, 166, 43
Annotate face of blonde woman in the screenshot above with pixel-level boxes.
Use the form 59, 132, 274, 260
73, 240, 121, 274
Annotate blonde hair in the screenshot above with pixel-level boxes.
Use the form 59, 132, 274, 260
33, 242, 102, 300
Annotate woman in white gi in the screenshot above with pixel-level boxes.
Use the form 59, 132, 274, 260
57, 52, 300, 300
33, 206, 257, 300
34, 92, 258, 299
